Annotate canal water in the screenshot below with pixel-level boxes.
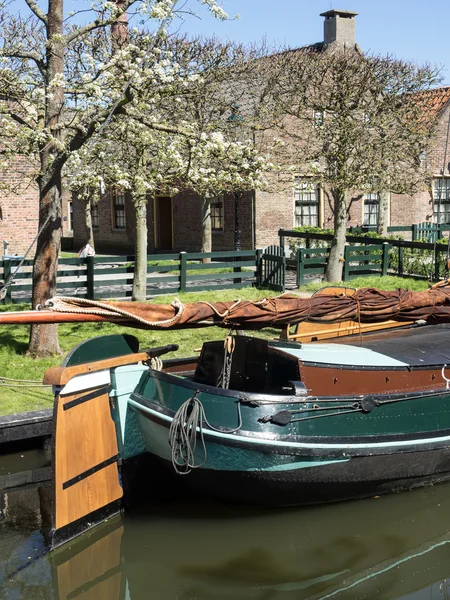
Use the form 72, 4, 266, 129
1, 448, 450, 599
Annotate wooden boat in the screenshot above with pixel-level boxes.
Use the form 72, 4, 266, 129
4, 285, 450, 547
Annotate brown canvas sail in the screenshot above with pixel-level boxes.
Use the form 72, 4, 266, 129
2, 286, 450, 330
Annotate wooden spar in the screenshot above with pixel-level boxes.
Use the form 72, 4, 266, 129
0, 311, 118, 325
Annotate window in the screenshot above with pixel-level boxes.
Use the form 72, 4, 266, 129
433, 178, 450, 224
211, 195, 224, 231
111, 190, 126, 229
91, 200, 99, 229
363, 192, 379, 226
294, 178, 319, 227
68, 201, 73, 231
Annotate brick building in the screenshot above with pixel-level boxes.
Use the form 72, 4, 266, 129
0, 153, 73, 257
71, 9, 450, 254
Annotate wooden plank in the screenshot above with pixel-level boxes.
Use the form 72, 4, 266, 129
57, 269, 88, 278
52, 382, 122, 535
53, 521, 123, 600
147, 264, 180, 273
187, 282, 253, 292
44, 351, 152, 386
90, 267, 134, 276
186, 271, 255, 282
284, 319, 415, 342
185, 260, 256, 270
185, 250, 256, 260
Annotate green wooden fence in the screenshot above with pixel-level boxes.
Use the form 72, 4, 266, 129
296, 244, 390, 285
281, 229, 450, 283
343, 243, 390, 280
260, 245, 285, 291
0, 250, 261, 304
297, 247, 330, 287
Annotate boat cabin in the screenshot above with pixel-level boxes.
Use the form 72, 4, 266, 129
176, 324, 450, 397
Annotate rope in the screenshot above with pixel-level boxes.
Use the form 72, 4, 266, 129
168, 391, 242, 475
148, 356, 163, 371
41, 296, 184, 328
0, 383, 51, 387
0, 211, 52, 300
0, 376, 43, 383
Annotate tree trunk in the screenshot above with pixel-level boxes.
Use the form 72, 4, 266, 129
132, 197, 148, 301
84, 199, 95, 247
28, 172, 63, 356
28, 0, 65, 357
325, 188, 347, 283
377, 190, 390, 237
201, 197, 212, 263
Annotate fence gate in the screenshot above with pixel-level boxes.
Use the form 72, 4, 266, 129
260, 245, 285, 291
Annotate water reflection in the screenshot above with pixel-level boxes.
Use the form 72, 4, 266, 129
1, 450, 450, 599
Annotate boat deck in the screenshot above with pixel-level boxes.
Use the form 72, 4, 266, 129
334, 323, 450, 367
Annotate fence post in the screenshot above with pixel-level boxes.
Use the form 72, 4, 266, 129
2, 258, 11, 304
86, 256, 95, 299
343, 246, 350, 281
382, 242, 390, 277
180, 252, 187, 292
297, 248, 304, 288
434, 245, 441, 281
412, 224, 418, 241
255, 249, 262, 287
398, 247, 404, 276
233, 253, 242, 285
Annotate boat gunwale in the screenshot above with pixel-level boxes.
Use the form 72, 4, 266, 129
129, 395, 450, 457
298, 361, 449, 372
146, 365, 450, 405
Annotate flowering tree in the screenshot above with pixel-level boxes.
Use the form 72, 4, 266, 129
0, 0, 241, 355
272, 48, 441, 281
66, 34, 280, 300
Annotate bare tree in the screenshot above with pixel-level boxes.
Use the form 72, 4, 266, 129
272, 48, 441, 281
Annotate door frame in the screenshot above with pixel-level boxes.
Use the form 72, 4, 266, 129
153, 195, 174, 250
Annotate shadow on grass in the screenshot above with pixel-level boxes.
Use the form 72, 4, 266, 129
0, 330, 28, 354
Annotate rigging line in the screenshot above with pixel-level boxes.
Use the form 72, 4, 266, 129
0, 210, 52, 300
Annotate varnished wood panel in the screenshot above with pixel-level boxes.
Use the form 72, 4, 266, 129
282, 319, 414, 343
55, 524, 123, 600
53, 385, 123, 531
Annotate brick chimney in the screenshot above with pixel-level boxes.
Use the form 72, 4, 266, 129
320, 9, 358, 49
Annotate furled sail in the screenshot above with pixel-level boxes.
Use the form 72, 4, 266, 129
2, 286, 450, 329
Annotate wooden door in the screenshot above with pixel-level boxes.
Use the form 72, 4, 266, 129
154, 196, 173, 250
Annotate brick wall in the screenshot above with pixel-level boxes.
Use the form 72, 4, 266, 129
0, 155, 39, 256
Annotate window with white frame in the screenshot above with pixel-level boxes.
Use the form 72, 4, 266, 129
363, 192, 379, 226
433, 178, 450, 224
210, 195, 224, 231
111, 190, 126, 229
294, 178, 319, 227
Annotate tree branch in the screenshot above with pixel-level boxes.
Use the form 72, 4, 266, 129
0, 49, 45, 75
24, 0, 48, 25
65, 0, 137, 44
9, 111, 33, 130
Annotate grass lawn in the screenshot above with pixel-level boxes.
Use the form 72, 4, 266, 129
0, 275, 430, 415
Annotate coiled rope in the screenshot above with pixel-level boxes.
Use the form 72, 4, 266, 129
168, 391, 242, 475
